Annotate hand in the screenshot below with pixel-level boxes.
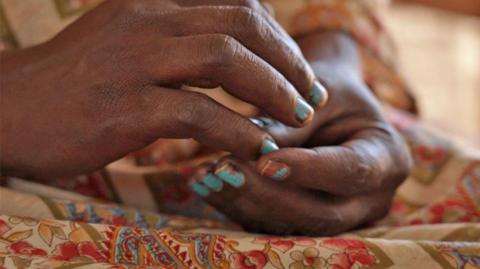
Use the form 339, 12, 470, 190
0, 0, 328, 178
189, 32, 411, 235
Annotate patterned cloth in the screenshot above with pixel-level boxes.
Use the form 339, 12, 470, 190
0, 0, 479, 268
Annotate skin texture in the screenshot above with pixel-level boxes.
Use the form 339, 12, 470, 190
191, 31, 412, 236
0, 0, 411, 235
0, 0, 327, 179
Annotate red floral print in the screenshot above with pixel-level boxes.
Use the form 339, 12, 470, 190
323, 239, 377, 269
230, 250, 267, 269
53, 241, 108, 262
0, 219, 11, 235
428, 199, 474, 223
328, 253, 352, 269
406, 197, 477, 225
289, 247, 326, 269
9, 241, 47, 257
253, 237, 316, 252
415, 145, 446, 164
324, 238, 367, 249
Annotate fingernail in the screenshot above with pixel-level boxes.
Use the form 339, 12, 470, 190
250, 118, 265, 128
191, 182, 210, 197
214, 162, 245, 188
250, 117, 275, 128
310, 80, 328, 107
295, 97, 314, 123
260, 138, 279, 155
202, 173, 224, 192
260, 160, 291, 180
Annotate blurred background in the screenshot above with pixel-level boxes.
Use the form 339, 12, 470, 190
386, 0, 480, 146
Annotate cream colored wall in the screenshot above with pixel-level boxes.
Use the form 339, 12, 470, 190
386, 2, 480, 146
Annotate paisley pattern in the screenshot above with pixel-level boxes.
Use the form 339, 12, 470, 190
0, 0, 479, 268
0, 214, 479, 268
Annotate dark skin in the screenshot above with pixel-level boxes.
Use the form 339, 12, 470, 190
0, 0, 411, 235
191, 31, 412, 235
0, 0, 324, 178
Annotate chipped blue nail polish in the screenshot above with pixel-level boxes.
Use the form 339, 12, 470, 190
202, 173, 223, 192
310, 81, 328, 107
295, 97, 314, 123
250, 117, 276, 128
191, 182, 210, 197
215, 163, 245, 188
260, 160, 291, 180
250, 118, 265, 128
261, 138, 279, 155
271, 167, 290, 180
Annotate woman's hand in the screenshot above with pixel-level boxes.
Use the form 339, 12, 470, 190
0, 0, 328, 178
189, 32, 411, 235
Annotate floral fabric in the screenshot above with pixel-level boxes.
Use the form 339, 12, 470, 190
0, 0, 479, 268
0, 213, 478, 269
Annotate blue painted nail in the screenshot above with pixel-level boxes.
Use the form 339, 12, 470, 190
272, 167, 290, 180
295, 97, 314, 123
215, 162, 245, 188
250, 117, 275, 128
261, 138, 279, 155
202, 173, 224, 192
191, 182, 210, 197
310, 80, 328, 107
260, 160, 291, 180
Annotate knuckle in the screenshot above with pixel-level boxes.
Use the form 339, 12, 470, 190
232, 7, 263, 31
356, 157, 382, 191
352, 163, 381, 195
287, 55, 309, 84
343, 150, 383, 195
205, 34, 241, 67
175, 94, 218, 134
231, 6, 273, 42
116, 0, 155, 28
239, 0, 261, 10
355, 158, 375, 185
119, 0, 143, 14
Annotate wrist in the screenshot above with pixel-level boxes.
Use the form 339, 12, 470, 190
0, 47, 45, 178
296, 30, 362, 87
1, 52, 19, 176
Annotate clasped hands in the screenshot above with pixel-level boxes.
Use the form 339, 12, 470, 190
189, 31, 411, 235
0, 0, 411, 235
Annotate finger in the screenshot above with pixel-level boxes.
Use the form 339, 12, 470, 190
256, 130, 396, 195
173, 0, 300, 55
189, 159, 268, 232
188, 157, 313, 234
189, 161, 220, 197
144, 35, 314, 126
137, 86, 280, 159
250, 116, 317, 147
175, 0, 291, 47
166, 5, 328, 108
191, 156, 387, 235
